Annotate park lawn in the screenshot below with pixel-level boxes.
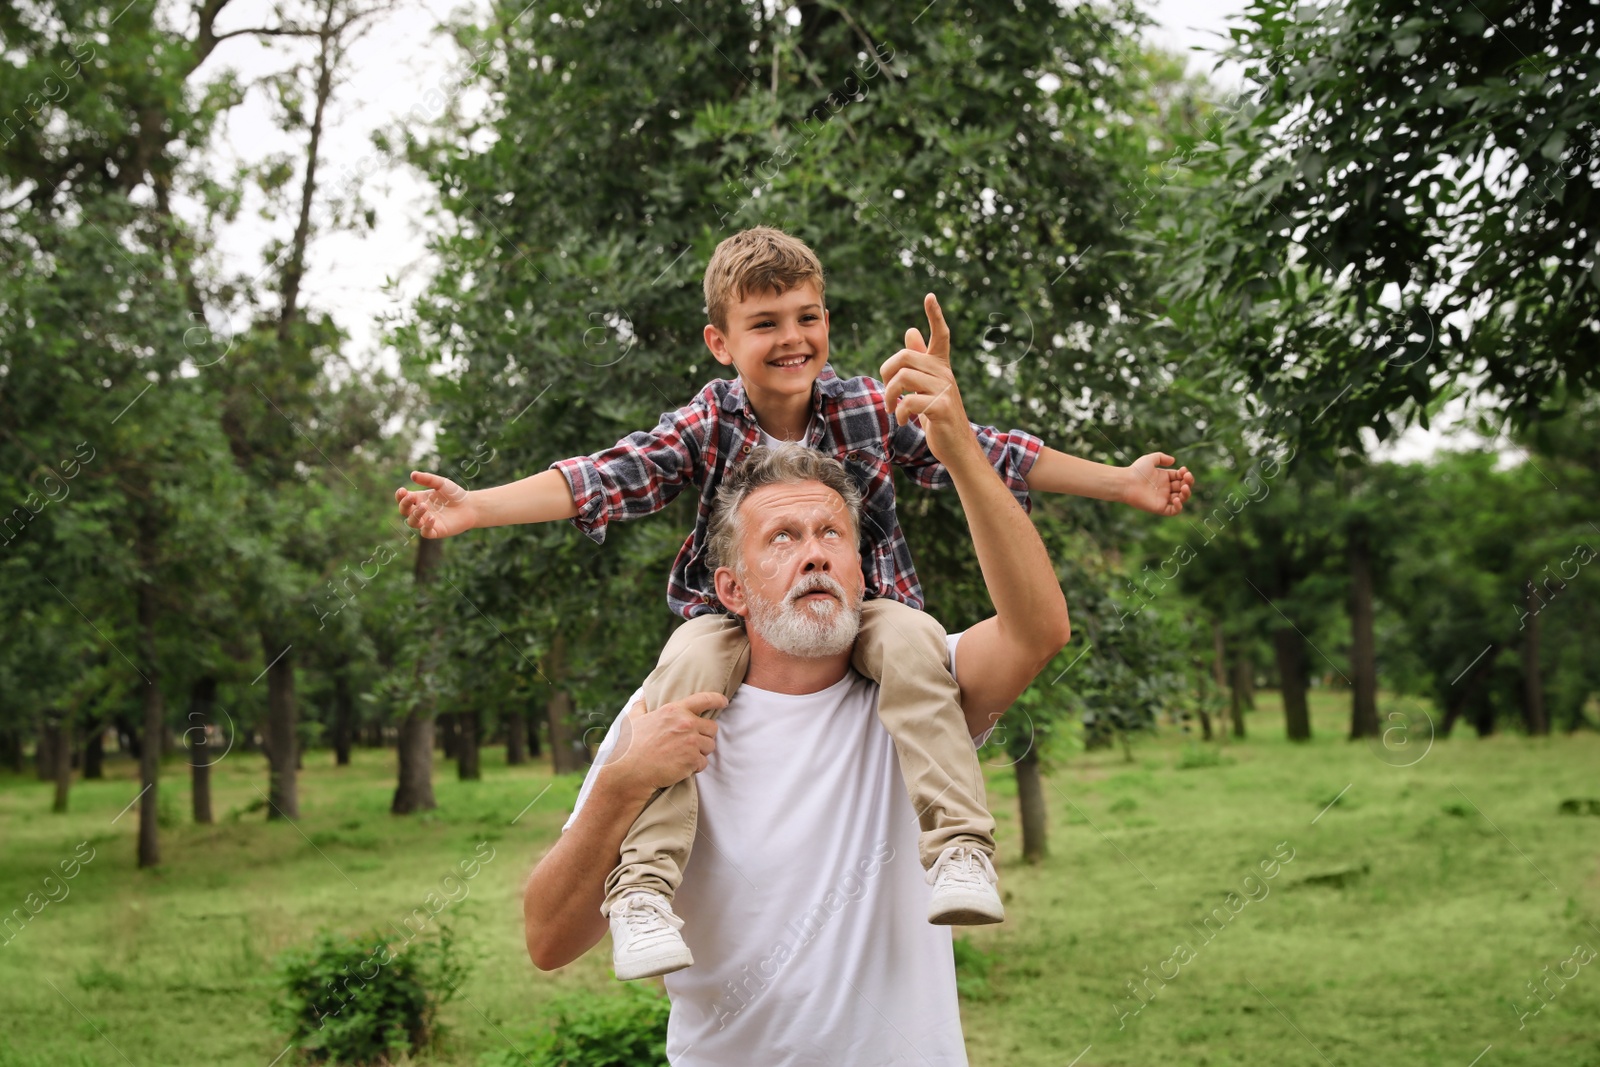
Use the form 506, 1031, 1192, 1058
0, 689, 1595, 1067
961, 690, 1600, 1067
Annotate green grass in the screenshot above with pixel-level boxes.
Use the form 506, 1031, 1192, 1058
2, 690, 1597, 1066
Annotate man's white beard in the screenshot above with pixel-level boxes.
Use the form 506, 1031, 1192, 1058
745, 572, 862, 658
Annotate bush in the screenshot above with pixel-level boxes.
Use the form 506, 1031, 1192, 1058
273, 926, 464, 1064
482, 986, 669, 1067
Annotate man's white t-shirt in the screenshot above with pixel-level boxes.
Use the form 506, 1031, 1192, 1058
564, 631, 983, 1066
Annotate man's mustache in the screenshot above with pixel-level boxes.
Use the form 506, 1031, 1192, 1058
787, 573, 848, 604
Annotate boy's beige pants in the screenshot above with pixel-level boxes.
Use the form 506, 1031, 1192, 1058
601, 598, 997, 915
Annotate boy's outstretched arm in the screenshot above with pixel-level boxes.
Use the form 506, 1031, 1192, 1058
396, 469, 577, 539
1025, 448, 1195, 517
397, 390, 715, 540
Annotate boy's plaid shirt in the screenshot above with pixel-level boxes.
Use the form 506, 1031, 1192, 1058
550, 365, 1043, 620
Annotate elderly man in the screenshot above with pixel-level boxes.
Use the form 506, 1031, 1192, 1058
523, 377, 1071, 1064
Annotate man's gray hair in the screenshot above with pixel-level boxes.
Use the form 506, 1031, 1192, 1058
705, 443, 864, 576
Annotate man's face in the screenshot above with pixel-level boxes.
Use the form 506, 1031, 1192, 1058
703, 281, 830, 403
716, 479, 865, 658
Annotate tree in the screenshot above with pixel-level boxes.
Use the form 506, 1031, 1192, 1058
3, 0, 410, 858
392, 1, 1218, 806
1379, 444, 1595, 737
1161, 0, 1599, 453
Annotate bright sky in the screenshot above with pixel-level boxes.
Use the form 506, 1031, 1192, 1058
195, 0, 1474, 461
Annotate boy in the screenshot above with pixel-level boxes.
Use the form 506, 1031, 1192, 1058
396, 227, 1193, 981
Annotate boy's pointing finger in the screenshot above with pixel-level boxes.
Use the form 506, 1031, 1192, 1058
924, 293, 951, 361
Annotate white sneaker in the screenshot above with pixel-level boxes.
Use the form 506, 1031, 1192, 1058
609, 891, 694, 980
926, 846, 1004, 925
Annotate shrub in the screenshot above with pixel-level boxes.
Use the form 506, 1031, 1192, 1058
273, 925, 464, 1064
482, 985, 669, 1067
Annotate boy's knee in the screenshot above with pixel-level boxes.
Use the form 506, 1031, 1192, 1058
859, 599, 950, 666
646, 614, 750, 708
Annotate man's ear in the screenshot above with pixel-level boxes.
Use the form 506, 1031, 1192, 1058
713, 565, 748, 618
703, 324, 735, 368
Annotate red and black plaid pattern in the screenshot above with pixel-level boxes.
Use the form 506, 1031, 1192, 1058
550, 365, 1042, 619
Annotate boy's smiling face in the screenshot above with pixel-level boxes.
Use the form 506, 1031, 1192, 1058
703, 280, 830, 407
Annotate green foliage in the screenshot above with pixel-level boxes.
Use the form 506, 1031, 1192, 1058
952, 937, 995, 1002
482, 985, 669, 1067
1158, 0, 1600, 450
395, 0, 1210, 740
273, 926, 465, 1065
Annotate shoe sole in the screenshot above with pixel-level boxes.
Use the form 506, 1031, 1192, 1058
928, 895, 1005, 926
614, 946, 695, 981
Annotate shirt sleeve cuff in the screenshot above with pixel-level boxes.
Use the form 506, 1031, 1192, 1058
550, 457, 609, 545
1006, 430, 1045, 514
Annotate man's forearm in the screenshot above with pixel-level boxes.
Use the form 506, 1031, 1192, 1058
1025, 446, 1127, 503
945, 439, 1071, 651
471, 469, 579, 529
523, 766, 652, 970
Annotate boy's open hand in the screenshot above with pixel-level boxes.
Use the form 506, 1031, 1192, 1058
879, 293, 977, 467
396, 471, 480, 538
1123, 453, 1195, 517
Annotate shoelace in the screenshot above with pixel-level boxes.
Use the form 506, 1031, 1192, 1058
924, 846, 998, 890
615, 893, 684, 949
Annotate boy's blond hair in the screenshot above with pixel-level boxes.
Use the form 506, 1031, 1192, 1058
703, 226, 826, 332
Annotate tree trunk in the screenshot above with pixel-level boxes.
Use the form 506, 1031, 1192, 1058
392, 712, 437, 813
1015, 745, 1047, 864
1228, 652, 1251, 738
440, 711, 459, 758
35, 716, 54, 781
505, 704, 527, 766
116, 713, 141, 757
1470, 692, 1497, 736
137, 584, 163, 870
1522, 580, 1549, 736
393, 537, 443, 814
545, 632, 582, 775
1446, 646, 1491, 739
1348, 523, 1379, 739
0, 727, 22, 773
82, 724, 104, 779
547, 690, 579, 773
527, 708, 541, 758
1273, 628, 1311, 741
1210, 619, 1227, 690
457, 708, 481, 780
332, 667, 353, 767
273, 0, 337, 348
50, 712, 72, 813
263, 634, 298, 820
188, 676, 217, 825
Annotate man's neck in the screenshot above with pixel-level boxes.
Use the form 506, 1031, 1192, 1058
741, 377, 814, 442
742, 641, 852, 696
